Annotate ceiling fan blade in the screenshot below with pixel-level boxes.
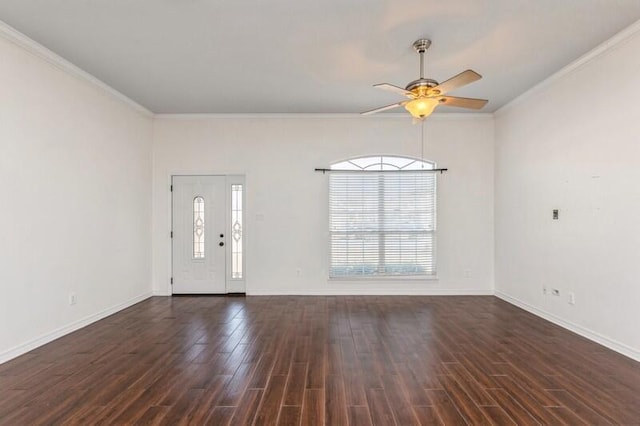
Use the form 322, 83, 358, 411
432, 70, 481, 95
439, 96, 488, 110
361, 101, 407, 116
373, 83, 415, 98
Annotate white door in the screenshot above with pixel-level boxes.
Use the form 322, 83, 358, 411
172, 175, 227, 293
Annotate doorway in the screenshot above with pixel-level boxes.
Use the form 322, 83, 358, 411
171, 175, 245, 294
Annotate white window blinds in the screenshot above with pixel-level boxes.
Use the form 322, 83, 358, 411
329, 157, 436, 278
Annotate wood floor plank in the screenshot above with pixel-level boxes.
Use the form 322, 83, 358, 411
219, 362, 257, 406
135, 406, 169, 425
283, 362, 308, 406
543, 373, 621, 423
300, 389, 324, 426
395, 365, 431, 406
412, 405, 443, 426
366, 388, 396, 426
228, 388, 263, 426
306, 344, 324, 389
443, 362, 497, 406
348, 406, 374, 426
253, 375, 287, 425
492, 373, 566, 424
204, 406, 235, 426
343, 373, 368, 406
546, 389, 613, 425
425, 389, 468, 425
546, 406, 589, 425
380, 374, 420, 425
189, 375, 232, 423
481, 406, 517, 425
293, 336, 310, 363
249, 351, 277, 389
325, 374, 348, 426
439, 374, 491, 424
326, 343, 343, 375
1, 295, 639, 424
88, 385, 148, 424
272, 332, 296, 376
277, 406, 301, 426
486, 388, 541, 425
158, 388, 205, 425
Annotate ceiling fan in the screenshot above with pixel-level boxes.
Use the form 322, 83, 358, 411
362, 39, 488, 121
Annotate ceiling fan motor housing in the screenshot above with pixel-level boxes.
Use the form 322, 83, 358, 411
406, 78, 439, 95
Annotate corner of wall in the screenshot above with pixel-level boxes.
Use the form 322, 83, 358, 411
495, 292, 640, 362
0, 19, 153, 118
0, 292, 152, 364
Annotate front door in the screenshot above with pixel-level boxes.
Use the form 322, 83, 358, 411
172, 175, 226, 293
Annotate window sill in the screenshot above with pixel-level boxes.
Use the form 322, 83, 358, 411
328, 275, 439, 282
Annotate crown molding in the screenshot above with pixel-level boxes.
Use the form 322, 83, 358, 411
495, 18, 640, 118
0, 19, 153, 118
153, 112, 494, 120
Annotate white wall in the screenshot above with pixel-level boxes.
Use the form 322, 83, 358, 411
2, 9, 637, 367
152, 115, 494, 296
0, 32, 153, 362
494, 25, 640, 361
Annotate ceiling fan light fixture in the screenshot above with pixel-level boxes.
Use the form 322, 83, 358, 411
405, 97, 438, 119
362, 39, 487, 120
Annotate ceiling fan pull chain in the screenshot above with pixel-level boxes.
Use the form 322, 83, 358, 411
421, 120, 425, 163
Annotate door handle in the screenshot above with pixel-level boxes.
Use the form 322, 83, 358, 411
219, 242, 224, 247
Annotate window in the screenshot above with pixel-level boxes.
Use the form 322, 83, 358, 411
329, 156, 436, 277
193, 196, 205, 259
231, 184, 243, 279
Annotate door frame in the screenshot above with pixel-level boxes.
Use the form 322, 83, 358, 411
169, 173, 246, 295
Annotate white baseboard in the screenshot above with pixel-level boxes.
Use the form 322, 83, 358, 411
0, 292, 153, 365
154, 288, 493, 297
247, 289, 494, 296
495, 291, 640, 362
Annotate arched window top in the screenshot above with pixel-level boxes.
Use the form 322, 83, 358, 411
330, 155, 434, 171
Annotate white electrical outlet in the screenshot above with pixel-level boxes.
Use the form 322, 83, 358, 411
568, 292, 575, 305
69, 292, 77, 305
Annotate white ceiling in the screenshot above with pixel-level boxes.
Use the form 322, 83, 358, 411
1, 0, 639, 114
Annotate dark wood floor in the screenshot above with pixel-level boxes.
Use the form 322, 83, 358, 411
1, 296, 639, 425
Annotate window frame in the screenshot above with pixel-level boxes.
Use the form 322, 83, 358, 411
328, 155, 437, 280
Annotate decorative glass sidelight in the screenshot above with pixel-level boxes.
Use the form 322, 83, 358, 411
231, 184, 243, 278
193, 196, 205, 259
